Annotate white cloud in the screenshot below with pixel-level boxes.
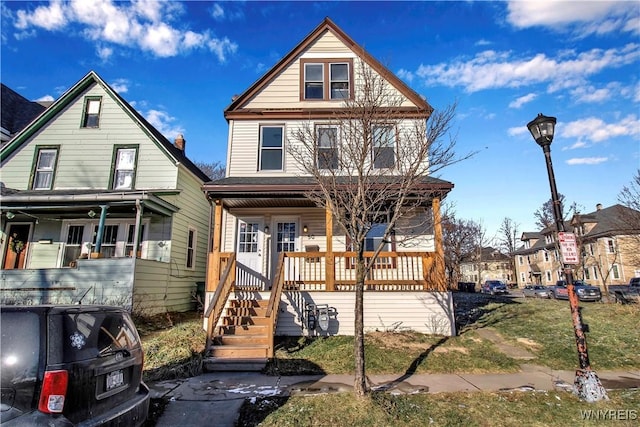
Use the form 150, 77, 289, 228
10, 0, 237, 61
397, 68, 414, 83
509, 93, 537, 109
15, 0, 67, 30
416, 44, 639, 93
507, 1, 639, 36
507, 126, 528, 137
109, 78, 129, 93
144, 109, 184, 141
560, 115, 640, 144
211, 4, 224, 20
566, 157, 609, 165
36, 95, 55, 102
475, 39, 491, 47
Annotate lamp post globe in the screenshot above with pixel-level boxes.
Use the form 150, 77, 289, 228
527, 113, 556, 147
527, 113, 608, 402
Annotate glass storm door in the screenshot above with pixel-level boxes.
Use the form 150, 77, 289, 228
236, 218, 267, 289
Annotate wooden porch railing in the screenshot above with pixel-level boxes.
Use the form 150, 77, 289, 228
204, 252, 236, 350
265, 252, 286, 357
279, 251, 443, 291
207, 251, 443, 293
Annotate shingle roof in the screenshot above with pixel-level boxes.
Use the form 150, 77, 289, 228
1, 83, 46, 140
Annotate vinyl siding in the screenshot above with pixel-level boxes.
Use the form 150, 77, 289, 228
242, 30, 414, 110
1, 83, 177, 190
228, 118, 427, 177
214, 290, 455, 336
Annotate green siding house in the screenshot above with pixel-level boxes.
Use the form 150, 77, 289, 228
0, 71, 210, 313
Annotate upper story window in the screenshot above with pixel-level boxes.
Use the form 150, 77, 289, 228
301, 59, 352, 101
82, 97, 102, 128
518, 256, 523, 265
111, 147, 138, 189
316, 125, 338, 169
607, 239, 615, 253
372, 125, 395, 169
259, 126, 284, 171
32, 146, 59, 190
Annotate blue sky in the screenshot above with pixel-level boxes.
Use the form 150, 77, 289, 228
2, 1, 639, 240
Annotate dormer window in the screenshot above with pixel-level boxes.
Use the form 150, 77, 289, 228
301, 59, 353, 101
82, 97, 102, 128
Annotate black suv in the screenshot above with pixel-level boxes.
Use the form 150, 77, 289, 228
1, 305, 149, 426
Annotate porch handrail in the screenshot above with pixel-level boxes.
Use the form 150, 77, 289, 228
265, 252, 286, 358
204, 252, 236, 349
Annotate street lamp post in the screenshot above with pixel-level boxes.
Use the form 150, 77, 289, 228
527, 113, 608, 402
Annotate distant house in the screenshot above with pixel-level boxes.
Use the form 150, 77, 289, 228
201, 18, 455, 366
460, 247, 513, 286
0, 71, 210, 313
514, 204, 640, 288
1, 83, 48, 145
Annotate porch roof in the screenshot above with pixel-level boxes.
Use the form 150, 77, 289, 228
0, 189, 180, 217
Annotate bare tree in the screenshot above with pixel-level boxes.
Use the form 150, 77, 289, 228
617, 170, 640, 267
195, 160, 226, 180
288, 59, 471, 397
496, 217, 520, 284
534, 194, 581, 229
442, 214, 481, 287
471, 221, 492, 286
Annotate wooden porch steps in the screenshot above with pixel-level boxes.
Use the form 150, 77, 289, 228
204, 298, 272, 372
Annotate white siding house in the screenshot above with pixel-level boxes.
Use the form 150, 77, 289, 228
201, 18, 456, 365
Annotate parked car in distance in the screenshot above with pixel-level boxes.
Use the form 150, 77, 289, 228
608, 277, 640, 301
523, 285, 551, 299
1, 305, 149, 426
481, 280, 509, 295
551, 280, 602, 302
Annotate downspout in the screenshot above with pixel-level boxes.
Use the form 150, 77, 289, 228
93, 205, 109, 254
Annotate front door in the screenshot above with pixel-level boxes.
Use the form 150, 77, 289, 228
271, 220, 298, 284
3, 223, 32, 269
235, 218, 268, 289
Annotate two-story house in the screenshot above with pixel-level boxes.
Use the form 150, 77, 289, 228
514, 203, 640, 289
0, 71, 210, 314
200, 18, 455, 367
460, 247, 513, 286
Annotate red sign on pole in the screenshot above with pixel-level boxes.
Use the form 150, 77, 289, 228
558, 232, 579, 265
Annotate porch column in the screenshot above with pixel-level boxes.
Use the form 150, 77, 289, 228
207, 199, 223, 292
325, 206, 335, 291
93, 205, 109, 255
133, 200, 143, 258
432, 197, 446, 291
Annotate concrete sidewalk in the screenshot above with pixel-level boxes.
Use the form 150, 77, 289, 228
148, 366, 640, 427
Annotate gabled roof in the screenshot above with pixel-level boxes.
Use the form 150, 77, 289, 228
1, 83, 47, 142
572, 204, 640, 238
224, 17, 432, 119
0, 71, 210, 182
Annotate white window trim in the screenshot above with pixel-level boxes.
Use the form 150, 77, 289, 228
258, 125, 285, 172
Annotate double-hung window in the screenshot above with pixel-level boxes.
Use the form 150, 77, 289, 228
126, 224, 145, 257
32, 147, 58, 190
82, 97, 101, 128
112, 147, 137, 189
63, 225, 84, 266
316, 126, 338, 169
304, 64, 324, 99
93, 225, 118, 258
330, 63, 349, 99
372, 125, 396, 169
186, 228, 196, 269
259, 126, 284, 171
302, 60, 352, 100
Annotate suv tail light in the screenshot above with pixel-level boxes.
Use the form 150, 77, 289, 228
38, 370, 68, 413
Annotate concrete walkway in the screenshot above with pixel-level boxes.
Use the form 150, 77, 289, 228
148, 367, 640, 427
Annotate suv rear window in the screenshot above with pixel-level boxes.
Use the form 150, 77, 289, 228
61, 311, 141, 362
1, 311, 40, 385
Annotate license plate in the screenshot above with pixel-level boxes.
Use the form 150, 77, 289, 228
106, 369, 124, 390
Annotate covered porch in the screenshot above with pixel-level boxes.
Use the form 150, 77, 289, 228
201, 177, 454, 367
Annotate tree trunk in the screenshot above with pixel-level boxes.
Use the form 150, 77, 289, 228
353, 256, 368, 397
